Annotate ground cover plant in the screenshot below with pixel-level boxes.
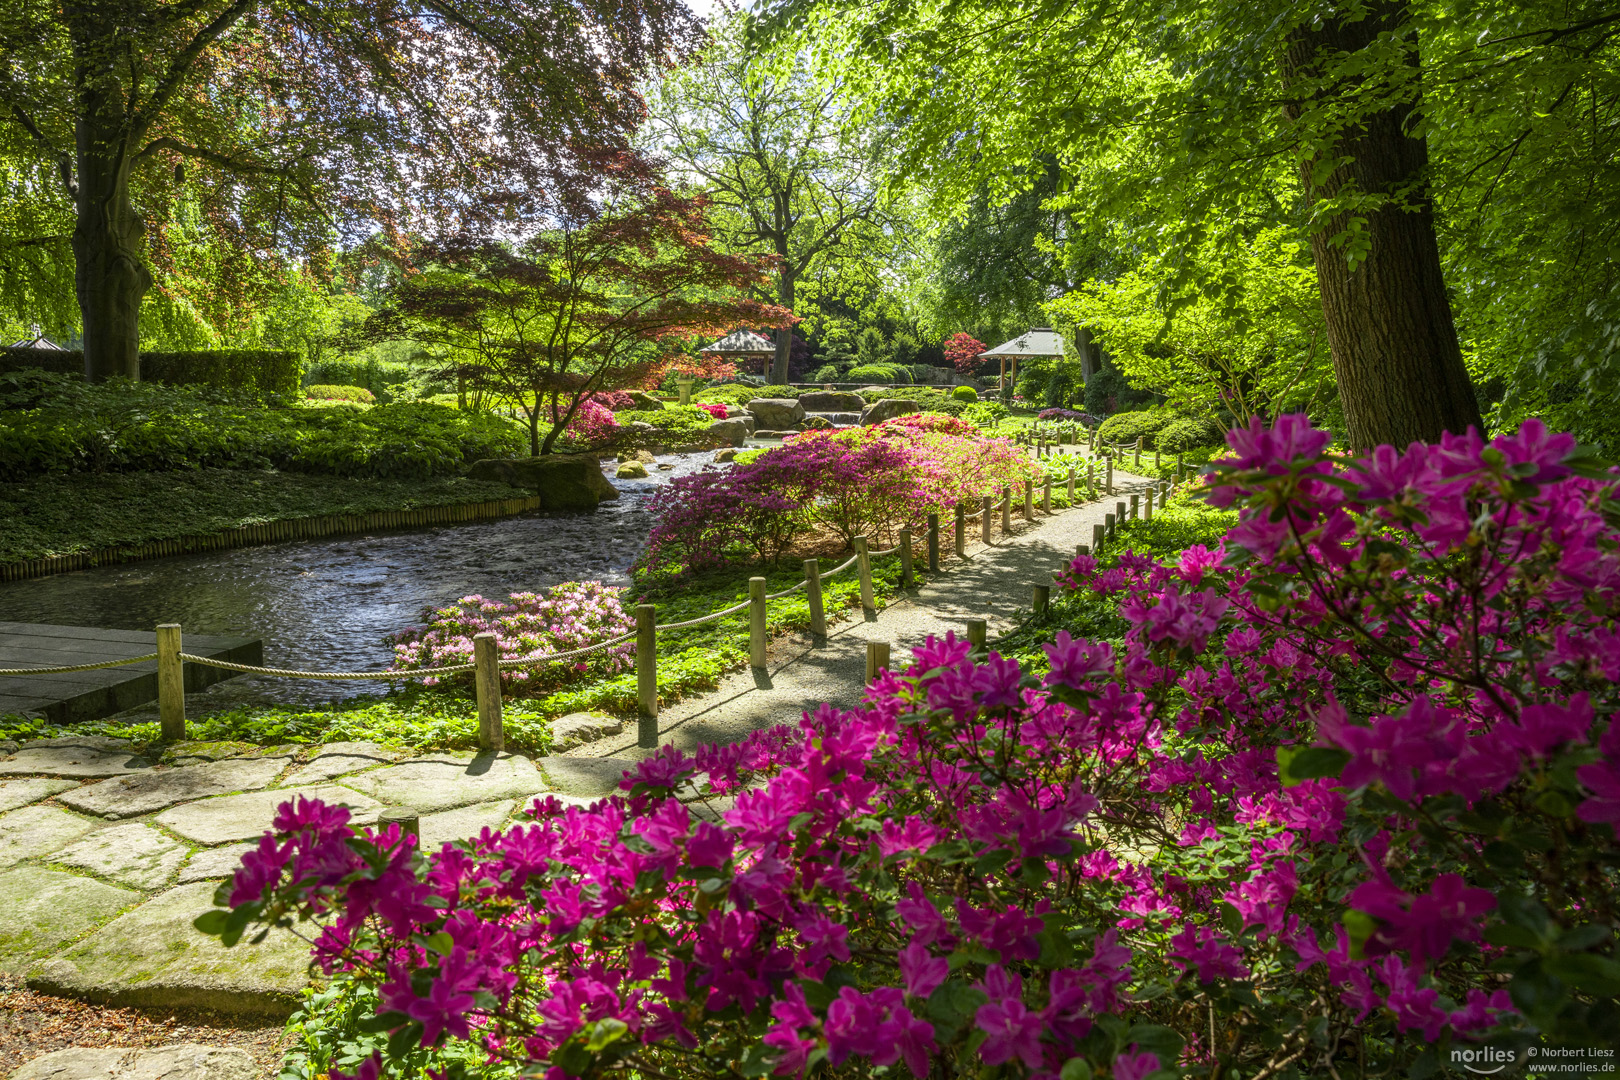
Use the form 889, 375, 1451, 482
0, 373, 524, 480
639, 414, 1037, 576
208, 415, 1618, 1079
0, 471, 529, 564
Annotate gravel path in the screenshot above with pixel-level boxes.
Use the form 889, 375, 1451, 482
575, 468, 1156, 757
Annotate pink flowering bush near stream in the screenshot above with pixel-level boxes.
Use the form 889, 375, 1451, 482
205, 416, 1619, 1078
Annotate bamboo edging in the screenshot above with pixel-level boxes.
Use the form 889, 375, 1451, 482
0, 495, 544, 583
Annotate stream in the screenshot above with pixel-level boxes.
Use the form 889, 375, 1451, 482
0, 452, 722, 709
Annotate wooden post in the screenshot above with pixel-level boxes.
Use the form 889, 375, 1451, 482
1093, 522, 1105, 551
900, 528, 914, 589
1087, 460, 1096, 498
1154, 447, 1161, 470
1042, 478, 1052, 514
474, 632, 503, 752
636, 605, 657, 746
1088, 427, 1096, 451
1130, 493, 1140, 520
749, 576, 768, 667
1116, 500, 1127, 526
1105, 456, 1114, 495
865, 640, 891, 683
955, 504, 967, 556
1023, 481, 1034, 521
1076, 543, 1090, 556
804, 560, 826, 638
1134, 437, 1142, 468
1001, 486, 1012, 533
1105, 512, 1116, 539
926, 513, 940, 572
854, 537, 876, 613
378, 807, 420, 839
1033, 584, 1050, 616
156, 623, 185, 741
966, 618, 987, 654
981, 496, 993, 543
1067, 465, 1075, 504
1145, 488, 1155, 521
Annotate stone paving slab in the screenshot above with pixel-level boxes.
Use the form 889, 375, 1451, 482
27, 881, 313, 1016
419, 799, 516, 849
52, 823, 189, 890
536, 756, 631, 798
339, 752, 549, 813
0, 738, 154, 779
0, 805, 100, 867
154, 784, 383, 846
13, 1044, 257, 1080
0, 777, 77, 813
281, 741, 394, 786
57, 756, 293, 820
176, 843, 253, 885
0, 867, 139, 976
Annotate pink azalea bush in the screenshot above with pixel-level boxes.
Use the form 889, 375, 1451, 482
698, 401, 730, 420
551, 398, 619, 446
208, 416, 1618, 1077
386, 581, 634, 692
638, 415, 1037, 575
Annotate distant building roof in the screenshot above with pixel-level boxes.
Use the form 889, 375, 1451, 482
979, 327, 1064, 358
8, 323, 67, 350
700, 329, 776, 356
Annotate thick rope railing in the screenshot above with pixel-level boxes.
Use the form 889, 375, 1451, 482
0, 653, 158, 676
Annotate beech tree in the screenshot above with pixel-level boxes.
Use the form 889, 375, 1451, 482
644, 15, 888, 385
364, 152, 792, 455
0, 0, 699, 380
776, 0, 1620, 448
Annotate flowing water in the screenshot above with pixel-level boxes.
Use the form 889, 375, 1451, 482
0, 453, 723, 708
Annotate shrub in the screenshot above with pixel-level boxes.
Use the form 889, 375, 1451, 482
386, 581, 634, 694
753, 384, 802, 399
1154, 414, 1224, 453
962, 400, 1008, 426
693, 385, 758, 407
808, 364, 845, 383
952, 384, 978, 402
588, 390, 638, 412
697, 402, 729, 420
610, 405, 721, 447
1036, 407, 1097, 424
210, 416, 1618, 1079
304, 358, 428, 403
943, 331, 987, 375
0, 345, 82, 376
142, 349, 301, 396
305, 384, 376, 403
1095, 406, 1177, 448
845, 362, 912, 384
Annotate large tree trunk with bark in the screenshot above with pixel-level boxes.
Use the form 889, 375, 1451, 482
1281, 0, 1481, 450
771, 269, 795, 385
73, 79, 151, 382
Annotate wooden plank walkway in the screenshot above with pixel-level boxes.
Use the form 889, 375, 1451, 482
0, 622, 262, 723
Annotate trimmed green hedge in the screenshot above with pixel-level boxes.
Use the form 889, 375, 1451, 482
0, 346, 82, 376
142, 349, 300, 396
1157, 415, 1225, 453
1097, 407, 1177, 448
845, 363, 913, 384
952, 385, 978, 402
306, 384, 376, 402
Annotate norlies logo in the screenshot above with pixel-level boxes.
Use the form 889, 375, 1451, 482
1452, 1047, 1516, 1075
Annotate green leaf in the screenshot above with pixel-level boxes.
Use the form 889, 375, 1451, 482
1060, 1058, 1094, 1080
1544, 953, 1620, 997
424, 931, 454, 956
1342, 908, 1377, 960
191, 909, 229, 936
357, 1010, 409, 1033
387, 1020, 425, 1058
1278, 746, 1349, 786
585, 1017, 629, 1052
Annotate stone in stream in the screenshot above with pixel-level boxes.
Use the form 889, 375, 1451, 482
0, 867, 139, 975
859, 398, 919, 426
743, 397, 805, 429
466, 454, 620, 510
0, 777, 76, 813
705, 418, 749, 446
27, 880, 313, 1015
339, 752, 550, 814
57, 755, 293, 819
615, 460, 649, 479
0, 805, 98, 867
52, 823, 188, 890
550, 713, 625, 752
797, 390, 866, 412
0, 737, 154, 779
803, 415, 834, 430
281, 741, 394, 785
154, 783, 382, 846
12, 1044, 257, 1080
713, 448, 739, 463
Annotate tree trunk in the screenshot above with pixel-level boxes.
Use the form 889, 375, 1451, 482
771, 269, 795, 384
1280, 0, 1481, 450
1075, 325, 1097, 385
73, 79, 151, 382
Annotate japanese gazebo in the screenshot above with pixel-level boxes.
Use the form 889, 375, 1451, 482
978, 327, 1064, 395
698, 329, 777, 365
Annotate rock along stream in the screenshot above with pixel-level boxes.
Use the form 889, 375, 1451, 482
0, 453, 721, 708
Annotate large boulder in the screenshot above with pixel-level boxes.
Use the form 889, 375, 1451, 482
803, 415, 835, 430
467, 454, 620, 510
706, 418, 750, 447
615, 460, 648, 479
860, 398, 919, 426
745, 397, 806, 430
723, 404, 749, 419
798, 390, 866, 413
625, 391, 664, 411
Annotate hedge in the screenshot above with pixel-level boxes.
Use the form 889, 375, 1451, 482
844, 362, 913, 384
141, 349, 300, 396
0, 346, 84, 376
305, 384, 376, 403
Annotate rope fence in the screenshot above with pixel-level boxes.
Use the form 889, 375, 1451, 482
4, 467, 1182, 753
